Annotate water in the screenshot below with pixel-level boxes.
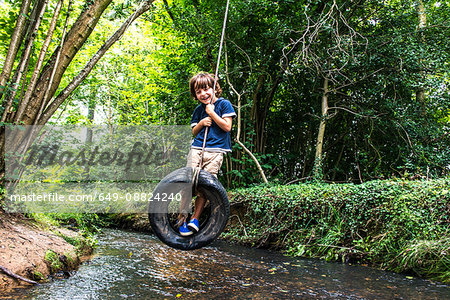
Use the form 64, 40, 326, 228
4, 229, 450, 299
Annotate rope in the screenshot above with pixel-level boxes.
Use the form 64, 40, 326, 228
199, 0, 231, 168
192, 166, 201, 189
211, 0, 230, 97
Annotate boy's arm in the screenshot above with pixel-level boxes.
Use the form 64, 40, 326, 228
205, 104, 232, 132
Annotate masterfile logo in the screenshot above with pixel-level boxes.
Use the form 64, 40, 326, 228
4, 125, 192, 213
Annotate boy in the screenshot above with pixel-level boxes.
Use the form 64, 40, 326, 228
179, 72, 236, 236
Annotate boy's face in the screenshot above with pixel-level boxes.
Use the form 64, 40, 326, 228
195, 87, 215, 104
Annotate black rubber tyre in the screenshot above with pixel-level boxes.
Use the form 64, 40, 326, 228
148, 167, 230, 250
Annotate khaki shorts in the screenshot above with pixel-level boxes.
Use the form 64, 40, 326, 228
187, 149, 224, 176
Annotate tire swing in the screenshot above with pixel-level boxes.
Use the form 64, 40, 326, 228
148, 0, 231, 250
148, 167, 229, 250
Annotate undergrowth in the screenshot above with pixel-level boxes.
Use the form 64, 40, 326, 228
29, 212, 107, 254
225, 178, 450, 282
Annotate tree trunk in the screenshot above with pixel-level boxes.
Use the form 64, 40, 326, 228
0, 0, 32, 96
416, 0, 427, 113
15, 0, 63, 122
86, 99, 96, 143
313, 77, 329, 179
0, 0, 112, 179
225, 49, 268, 184
39, 0, 155, 125
84, 98, 96, 179
1, 0, 48, 123
235, 89, 268, 184
251, 74, 282, 154
6, 1, 43, 107
0, 0, 155, 181
251, 74, 265, 151
19, 0, 114, 126
35, 0, 73, 124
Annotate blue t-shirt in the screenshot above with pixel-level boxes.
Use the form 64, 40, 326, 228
190, 97, 236, 153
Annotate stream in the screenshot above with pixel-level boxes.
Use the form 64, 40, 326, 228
6, 229, 450, 299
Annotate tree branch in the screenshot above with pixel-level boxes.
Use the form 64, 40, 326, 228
40, 0, 155, 124
0, 0, 32, 97
225, 45, 268, 184
0, 265, 37, 285
15, 0, 63, 122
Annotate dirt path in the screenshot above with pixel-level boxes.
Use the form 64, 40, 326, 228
0, 213, 87, 293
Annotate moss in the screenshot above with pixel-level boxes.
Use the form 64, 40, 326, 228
44, 250, 63, 273
56, 231, 97, 256
32, 270, 45, 281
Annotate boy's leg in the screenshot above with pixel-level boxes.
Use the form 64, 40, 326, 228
192, 189, 207, 220
189, 152, 223, 225
178, 149, 200, 219
176, 188, 191, 226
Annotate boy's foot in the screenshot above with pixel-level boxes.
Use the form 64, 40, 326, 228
179, 222, 193, 236
187, 218, 199, 233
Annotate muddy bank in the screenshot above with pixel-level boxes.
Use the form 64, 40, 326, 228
0, 213, 92, 293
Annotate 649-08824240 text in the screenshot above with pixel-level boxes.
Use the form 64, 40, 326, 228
8, 192, 182, 202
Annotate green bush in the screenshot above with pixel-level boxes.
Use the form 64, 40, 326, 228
226, 178, 450, 282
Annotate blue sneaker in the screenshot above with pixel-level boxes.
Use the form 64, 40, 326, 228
179, 222, 193, 236
187, 218, 199, 233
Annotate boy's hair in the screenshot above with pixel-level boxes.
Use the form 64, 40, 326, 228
189, 73, 223, 100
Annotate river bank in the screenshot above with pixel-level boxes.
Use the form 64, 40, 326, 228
225, 178, 450, 283
0, 211, 94, 293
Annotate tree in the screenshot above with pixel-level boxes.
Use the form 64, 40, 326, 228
0, 0, 156, 179
0, 0, 153, 166
282, 0, 371, 180
19, 0, 446, 186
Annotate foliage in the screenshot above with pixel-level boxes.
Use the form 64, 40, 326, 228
26, 0, 447, 187
44, 249, 64, 273
1, 1, 449, 283
56, 228, 98, 255
29, 212, 101, 254
44, 248, 79, 273
45, 212, 107, 233
1, 0, 449, 187
393, 238, 450, 283
226, 178, 450, 282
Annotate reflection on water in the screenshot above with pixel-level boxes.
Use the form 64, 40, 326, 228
5, 229, 450, 299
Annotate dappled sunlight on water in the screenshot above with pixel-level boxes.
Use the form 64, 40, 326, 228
6, 229, 450, 299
